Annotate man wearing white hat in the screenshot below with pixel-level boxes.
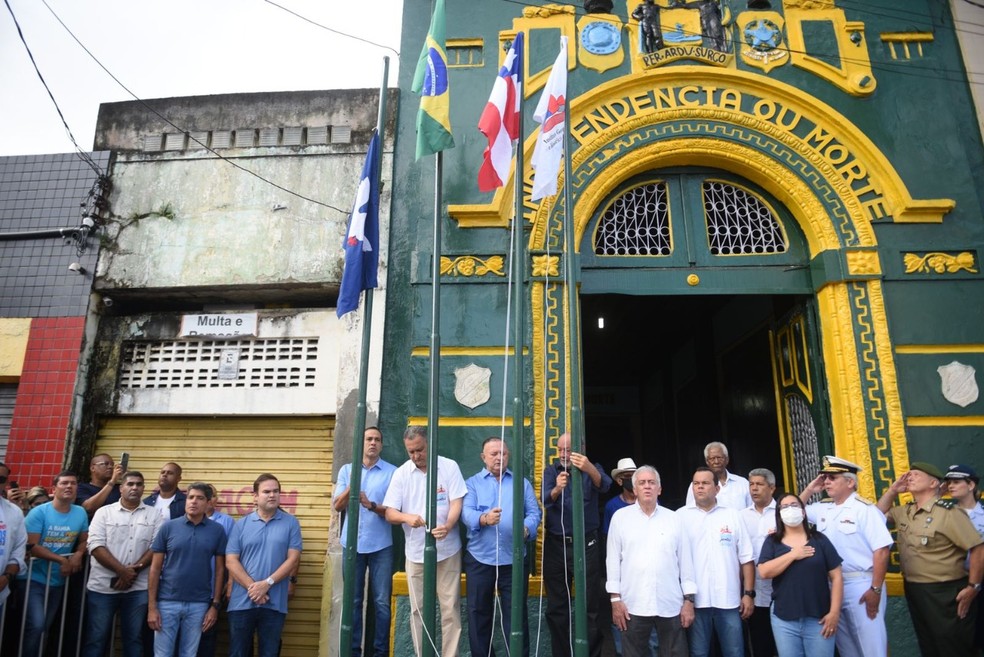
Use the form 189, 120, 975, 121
799, 455, 893, 657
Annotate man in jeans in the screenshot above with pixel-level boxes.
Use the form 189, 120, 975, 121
23, 471, 89, 657
226, 473, 303, 657
147, 482, 227, 657
83, 470, 163, 657
333, 426, 397, 657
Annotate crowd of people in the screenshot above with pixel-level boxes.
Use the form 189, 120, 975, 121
0, 457, 302, 657
336, 428, 984, 657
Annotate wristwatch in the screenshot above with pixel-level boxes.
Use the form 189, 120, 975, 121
743, 590, 756, 599
266, 576, 276, 587
683, 594, 695, 603
289, 576, 298, 584
870, 585, 882, 594
970, 582, 982, 592
370, 502, 377, 511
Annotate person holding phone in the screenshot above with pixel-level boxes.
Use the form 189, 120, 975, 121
77, 453, 124, 517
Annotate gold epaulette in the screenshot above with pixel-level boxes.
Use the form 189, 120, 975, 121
853, 493, 874, 505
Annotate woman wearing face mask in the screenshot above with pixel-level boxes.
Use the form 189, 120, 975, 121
758, 493, 844, 657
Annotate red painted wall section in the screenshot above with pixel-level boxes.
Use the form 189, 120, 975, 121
5, 317, 84, 487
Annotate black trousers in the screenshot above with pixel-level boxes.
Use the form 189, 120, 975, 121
543, 531, 603, 657
905, 577, 977, 657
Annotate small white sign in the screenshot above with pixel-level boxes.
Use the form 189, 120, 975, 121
938, 361, 979, 408
180, 313, 257, 338
454, 363, 492, 409
217, 349, 241, 380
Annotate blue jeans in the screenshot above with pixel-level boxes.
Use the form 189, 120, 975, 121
227, 607, 286, 657
154, 599, 208, 657
23, 579, 65, 657
351, 546, 393, 657
770, 607, 834, 657
688, 607, 744, 657
82, 589, 148, 657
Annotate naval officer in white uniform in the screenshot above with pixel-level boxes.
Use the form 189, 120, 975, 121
799, 456, 893, 657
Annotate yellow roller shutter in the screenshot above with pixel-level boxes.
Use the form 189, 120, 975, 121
98, 415, 333, 657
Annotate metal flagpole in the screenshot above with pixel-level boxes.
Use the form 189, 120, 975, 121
561, 93, 589, 657
422, 149, 444, 657
509, 42, 527, 657
339, 55, 389, 657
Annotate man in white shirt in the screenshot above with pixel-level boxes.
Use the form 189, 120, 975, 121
685, 442, 751, 510
678, 467, 755, 657
383, 426, 467, 657
84, 470, 164, 657
0, 461, 27, 612
740, 468, 777, 657
799, 455, 892, 657
607, 465, 695, 657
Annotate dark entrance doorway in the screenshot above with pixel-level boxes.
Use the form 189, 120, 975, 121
580, 293, 803, 509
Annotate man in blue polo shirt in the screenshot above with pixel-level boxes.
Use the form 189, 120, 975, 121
147, 482, 227, 657
226, 473, 303, 657
462, 437, 541, 657
333, 426, 397, 657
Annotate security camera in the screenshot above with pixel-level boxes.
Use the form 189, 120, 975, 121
68, 262, 85, 274
102, 297, 114, 307
82, 215, 96, 228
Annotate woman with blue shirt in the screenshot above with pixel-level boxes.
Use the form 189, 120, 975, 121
758, 493, 843, 657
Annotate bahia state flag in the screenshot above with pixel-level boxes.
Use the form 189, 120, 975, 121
337, 131, 381, 318
412, 0, 455, 160
477, 32, 523, 192
531, 36, 568, 201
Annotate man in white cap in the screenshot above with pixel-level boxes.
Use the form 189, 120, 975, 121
799, 455, 893, 657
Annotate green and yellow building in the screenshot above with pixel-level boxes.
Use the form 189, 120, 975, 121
381, 0, 984, 650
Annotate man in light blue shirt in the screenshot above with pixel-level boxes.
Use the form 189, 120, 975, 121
226, 473, 303, 657
462, 437, 541, 657
333, 426, 397, 657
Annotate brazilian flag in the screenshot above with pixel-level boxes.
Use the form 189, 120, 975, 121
412, 0, 455, 159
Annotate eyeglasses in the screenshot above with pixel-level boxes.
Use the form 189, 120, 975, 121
821, 474, 841, 480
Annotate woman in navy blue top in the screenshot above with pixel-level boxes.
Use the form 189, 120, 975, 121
759, 493, 844, 657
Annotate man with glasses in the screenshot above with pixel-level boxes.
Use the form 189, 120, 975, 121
685, 442, 751, 510
77, 453, 124, 517
878, 462, 984, 657
799, 456, 893, 657
607, 465, 694, 657
83, 471, 163, 657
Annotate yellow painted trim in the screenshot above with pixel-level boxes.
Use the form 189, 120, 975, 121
391, 572, 544, 597
407, 416, 531, 427
447, 38, 483, 47
880, 32, 934, 43
845, 250, 882, 276
886, 573, 904, 597
451, 67, 954, 234
907, 416, 984, 427
895, 345, 984, 354
410, 346, 527, 357
785, 9, 876, 96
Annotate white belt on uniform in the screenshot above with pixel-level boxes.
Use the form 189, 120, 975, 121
842, 570, 873, 580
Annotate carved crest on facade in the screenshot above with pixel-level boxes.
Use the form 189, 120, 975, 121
454, 363, 492, 409
739, 13, 787, 73
937, 361, 979, 408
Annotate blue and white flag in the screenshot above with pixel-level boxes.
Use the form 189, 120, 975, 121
337, 131, 380, 317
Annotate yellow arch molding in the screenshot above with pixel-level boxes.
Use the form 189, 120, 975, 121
450, 66, 954, 231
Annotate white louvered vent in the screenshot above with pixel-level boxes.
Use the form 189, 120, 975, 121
143, 134, 164, 152
307, 126, 328, 145
330, 126, 352, 144
234, 129, 256, 148
187, 131, 209, 149
119, 338, 320, 389
282, 126, 303, 146
211, 131, 232, 149
259, 128, 280, 147
164, 133, 186, 151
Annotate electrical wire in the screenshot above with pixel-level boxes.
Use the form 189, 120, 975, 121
263, 0, 400, 56
958, 0, 984, 11
3, 0, 102, 175
35, 0, 353, 217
